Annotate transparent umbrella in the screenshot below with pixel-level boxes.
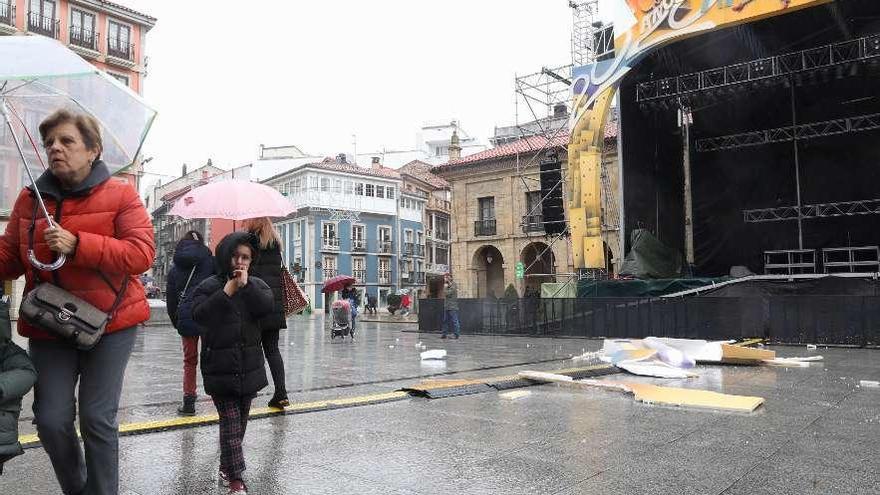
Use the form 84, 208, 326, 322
0, 35, 156, 270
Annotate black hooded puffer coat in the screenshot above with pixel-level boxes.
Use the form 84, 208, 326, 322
191, 232, 274, 397
165, 238, 214, 337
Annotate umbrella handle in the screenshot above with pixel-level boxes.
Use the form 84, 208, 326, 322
28, 249, 66, 271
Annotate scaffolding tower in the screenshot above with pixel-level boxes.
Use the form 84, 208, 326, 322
509, 0, 608, 294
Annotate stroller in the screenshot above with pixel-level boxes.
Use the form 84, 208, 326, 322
330, 299, 354, 340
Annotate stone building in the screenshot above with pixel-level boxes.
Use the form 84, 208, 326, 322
433, 123, 619, 298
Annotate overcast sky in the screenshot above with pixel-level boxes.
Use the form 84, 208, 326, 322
122, 1, 622, 183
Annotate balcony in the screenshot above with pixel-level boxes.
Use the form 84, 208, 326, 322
378, 241, 393, 255
107, 37, 135, 64
321, 236, 340, 251
28, 11, 59, 39
351, 238, 366, 252
0, 1, 15, 32
353, 269, 366, 281
522, 214, 545, 233
474, 219, 496, 237
427, 197, 451, 213
415, 244, 425, 257
378, 270, 392, 285
322, 269, 338, 279
403, 242, 414, 256
69, 26, 100, 53
407, 272, 426, 284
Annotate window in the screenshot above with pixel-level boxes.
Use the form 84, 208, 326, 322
344, 180, 353, 195
70, 8, 96, 46
352, 224, 365, 251
478, 197, 495, 220
404, 230, 413, 243
108, 19, 131, 55
292, 178, 302, 194
355, 183, 363, 196
378, 226, 392, 243
525, 191, 542, 216
29, 0, 55, 19
376, 185, 385, 198
378, 258, 391, 284
108, 72, 129, 87
399, 198, 405, 208
333, 179, 342, 193
320, 177, 330, 192
416, 231, 423, 245
322, 222, 338, 249
365, 184, 374, 197
386, 187, 395, 199
322, 222, 337, 239
292, 222, 301, 241
352, 256, 366, 281
309, 176, 318, 190
322, 255, 337, 279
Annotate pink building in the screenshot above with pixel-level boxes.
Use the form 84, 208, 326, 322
0, 0, 156, 189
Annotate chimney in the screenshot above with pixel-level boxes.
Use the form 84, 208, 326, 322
336, 153, 347, 164
371, 156, 381, 170
181, 163, 187, 177
448, 130, 462, 161
553, 103, 568, 118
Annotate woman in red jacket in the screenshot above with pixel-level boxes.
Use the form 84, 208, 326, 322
0, 109, 154, 495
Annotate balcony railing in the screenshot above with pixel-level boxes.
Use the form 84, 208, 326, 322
107, 37, 134, 61
426, 263, 449, 274
414, 244, 425, 257
353, 269, 366, 281
378, 241, 393, 254
321, 237, 339, 251
322, 269, 338, 279
28, 12, 59, 38
351, 238, 366, 252
522, 214, 545, 233
403, 242, 415, 256
0, 1, 14, 27
407, 272, 426, 284
378, 270, 392, 284
474, 219, 497, 237
69, 26, 99, 51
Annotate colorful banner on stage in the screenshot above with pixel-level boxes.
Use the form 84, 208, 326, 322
570, 0, 830, 128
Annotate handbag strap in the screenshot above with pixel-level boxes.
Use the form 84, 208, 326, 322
26, 194, 129, 320
180, 266, 196, 298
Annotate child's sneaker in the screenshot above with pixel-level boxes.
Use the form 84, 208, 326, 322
218, 469, 230, 487
228, 480, 248, 494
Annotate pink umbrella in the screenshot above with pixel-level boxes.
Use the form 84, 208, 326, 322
170, 180, 296, 220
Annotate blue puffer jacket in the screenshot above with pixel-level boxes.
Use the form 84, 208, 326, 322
166, 239, 214, 337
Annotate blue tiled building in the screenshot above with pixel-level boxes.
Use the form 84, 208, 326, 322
262, 157, 425, 310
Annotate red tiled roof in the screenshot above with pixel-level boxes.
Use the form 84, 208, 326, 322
303, 159, 400, 179
398, 160, 450, 189
160, 181, 206, 202
435, 133, 570, 170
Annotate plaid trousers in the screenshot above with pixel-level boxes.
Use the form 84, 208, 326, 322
212, 395, 253, 480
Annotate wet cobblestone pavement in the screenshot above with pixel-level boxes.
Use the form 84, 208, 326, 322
4, 315, 879, 494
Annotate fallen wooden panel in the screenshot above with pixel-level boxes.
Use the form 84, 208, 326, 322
720, 344, 776, 365
519, 371, 764, 412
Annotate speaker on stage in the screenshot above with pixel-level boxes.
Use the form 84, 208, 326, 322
539, 151, 566, 235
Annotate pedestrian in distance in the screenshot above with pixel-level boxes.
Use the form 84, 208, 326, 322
366, 293, 378, 314
441, 273, 461, 339
400, 290, 412, 316
0, 109, 154, 495
339, 281, 360, 337
191, 232, 274, 495
242, 217, 289, 409
165, 230, 215, 416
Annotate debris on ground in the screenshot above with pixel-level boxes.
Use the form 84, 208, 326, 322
518, 370, 764, 412
762, 356, 824, 367
420, 349, 447, 360
859, 380, 880, 388
499, 390, 532, 400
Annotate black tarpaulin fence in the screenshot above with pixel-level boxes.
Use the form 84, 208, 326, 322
418, 296, 880, 347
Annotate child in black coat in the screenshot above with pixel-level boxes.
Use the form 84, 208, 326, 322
191, 232, 274, 495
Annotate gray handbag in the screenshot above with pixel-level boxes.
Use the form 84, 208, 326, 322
19, 202, 128, 350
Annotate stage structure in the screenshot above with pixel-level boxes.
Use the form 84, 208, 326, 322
566, 0, 880, 278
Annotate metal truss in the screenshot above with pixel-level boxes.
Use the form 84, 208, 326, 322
743, 198, 880, 223
569, 0, 599, 68
696, 112, 880, 152
636, 32, 880, 102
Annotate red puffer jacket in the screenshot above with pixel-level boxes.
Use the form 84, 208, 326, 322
0, 162, 155, 340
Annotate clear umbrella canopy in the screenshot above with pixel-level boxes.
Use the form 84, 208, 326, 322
0, 35, 156, 203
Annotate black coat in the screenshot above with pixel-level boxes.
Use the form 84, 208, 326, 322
166, 239, 214, 337
191, 232, 274, 397
247, 242, 286, 330
0, 338, 37, 474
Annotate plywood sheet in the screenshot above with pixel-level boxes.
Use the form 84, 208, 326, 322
720, 344, 775, 365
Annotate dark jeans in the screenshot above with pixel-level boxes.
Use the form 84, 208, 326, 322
261, 328, 286, 399
29, 327, 137, 495
442, 310, 461, 337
